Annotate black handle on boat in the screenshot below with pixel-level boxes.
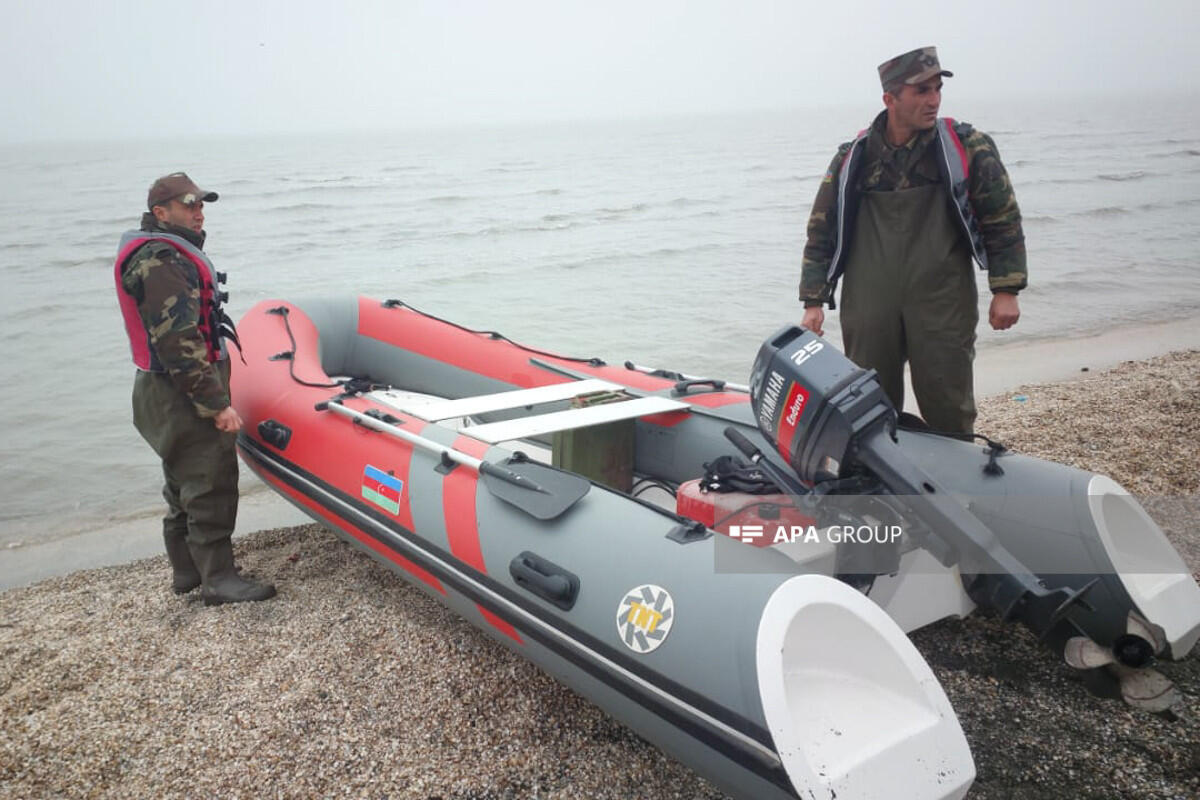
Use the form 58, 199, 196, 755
723, 427, 810, 497
672, 378, 726, 396
510, 551, 580, 610
724, 426, 759, 459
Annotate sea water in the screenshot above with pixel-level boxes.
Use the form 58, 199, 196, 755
2, 92, 1198, 547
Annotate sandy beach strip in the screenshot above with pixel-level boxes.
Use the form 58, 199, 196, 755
1, 350, 1197, 799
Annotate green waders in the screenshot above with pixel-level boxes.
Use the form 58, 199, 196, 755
132, 360, 275, 604
839, 183, 978, 434
132, 359, 239, 550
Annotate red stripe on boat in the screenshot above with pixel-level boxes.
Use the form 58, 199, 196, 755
442, 434, 523, 644
355, 297, 747, 408
248, 458, 446, 595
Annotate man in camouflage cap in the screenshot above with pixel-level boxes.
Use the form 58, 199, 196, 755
113, 172, 276, 605
798, 46, 1026, 434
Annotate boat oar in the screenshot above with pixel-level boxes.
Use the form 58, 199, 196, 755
320, 400, 591, 520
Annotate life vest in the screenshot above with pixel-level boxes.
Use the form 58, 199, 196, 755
824, 117, 988, 308
113, 230, 229, 371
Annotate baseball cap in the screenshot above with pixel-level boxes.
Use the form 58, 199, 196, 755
147, 172, 219, 210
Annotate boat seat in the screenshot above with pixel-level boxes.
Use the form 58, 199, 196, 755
370, 379, 621, 421
368, 380, 689, 444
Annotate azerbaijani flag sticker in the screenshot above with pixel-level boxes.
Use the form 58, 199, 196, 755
362, 464, 403, 515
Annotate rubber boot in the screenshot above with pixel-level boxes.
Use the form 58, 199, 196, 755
163, 529, 202, 594
190, 538, 277, 606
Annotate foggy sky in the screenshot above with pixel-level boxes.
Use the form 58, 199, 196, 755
2, 0, 1197, 144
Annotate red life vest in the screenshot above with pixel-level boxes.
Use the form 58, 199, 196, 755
114, 230, 228, 371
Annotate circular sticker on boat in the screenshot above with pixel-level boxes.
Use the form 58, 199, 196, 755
616, 584, 674, 654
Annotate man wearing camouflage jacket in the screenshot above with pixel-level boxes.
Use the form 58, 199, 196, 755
799, 47, 1026, 434
114, 173, 275, 605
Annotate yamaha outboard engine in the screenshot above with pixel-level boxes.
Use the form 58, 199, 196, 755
745, 325, 1096, 638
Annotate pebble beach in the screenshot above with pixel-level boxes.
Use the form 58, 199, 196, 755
1, 350, 1198, 799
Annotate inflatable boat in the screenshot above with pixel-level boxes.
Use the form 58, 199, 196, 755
230, 296, 1200, 800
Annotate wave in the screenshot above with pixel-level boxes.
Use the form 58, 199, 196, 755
43, 258, 101, 270
421, 268, 504, 287
1149, 148, 1200, 158
557, 252, 630, 271
1097, 170, 1148, 182
555, 241, 732, 272
666, 197, 717, 208
642, 243, 728, 258
1134, 197, 1200, 212
241, 184, 385, 200
1076, 206, 1130, 217
0, 240, 47, 254
599, 203, 649, 216
740, 202, 804, 214
3, 301, 77, 322
483, 163, 539, 174
440, 218, 589, 239
265, 202, 339, 212
1025, 177, 1094, 187
426, 194, 473, 204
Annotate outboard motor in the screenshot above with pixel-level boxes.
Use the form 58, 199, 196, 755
745, 326, 1096, 640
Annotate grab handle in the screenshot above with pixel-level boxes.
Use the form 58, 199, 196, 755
672, 378, 726, 396
509, 551, 580, 611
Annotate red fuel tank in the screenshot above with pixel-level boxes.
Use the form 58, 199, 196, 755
676, 479, 816, 548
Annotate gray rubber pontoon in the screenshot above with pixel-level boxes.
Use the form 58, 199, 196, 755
231, 296, 1199, 799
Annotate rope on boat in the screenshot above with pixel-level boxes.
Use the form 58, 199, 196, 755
381, 298, 607, 367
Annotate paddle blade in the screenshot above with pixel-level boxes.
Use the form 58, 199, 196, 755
481, 460, 591, 520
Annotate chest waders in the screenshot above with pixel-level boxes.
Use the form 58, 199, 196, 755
131, 357, 275, 605
838, 182, 978, 434
132, 357, 239, 551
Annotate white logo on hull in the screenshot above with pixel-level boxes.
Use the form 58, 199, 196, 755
616, 585, 674, 654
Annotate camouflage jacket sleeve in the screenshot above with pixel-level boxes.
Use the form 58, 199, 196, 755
120, 243, 229, 417
957, 123, 1028, 293
798, 144, 852, 306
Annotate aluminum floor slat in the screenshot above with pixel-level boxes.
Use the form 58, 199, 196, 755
369, 378, 621, 421
463, 395, 689, 443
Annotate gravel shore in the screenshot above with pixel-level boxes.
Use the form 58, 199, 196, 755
2, 351, 1197, 799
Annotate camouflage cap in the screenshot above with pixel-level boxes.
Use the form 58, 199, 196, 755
878, 46, 953, 92
147, 172, 219, 210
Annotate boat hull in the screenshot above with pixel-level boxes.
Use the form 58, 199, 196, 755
232, 296, 975, 799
